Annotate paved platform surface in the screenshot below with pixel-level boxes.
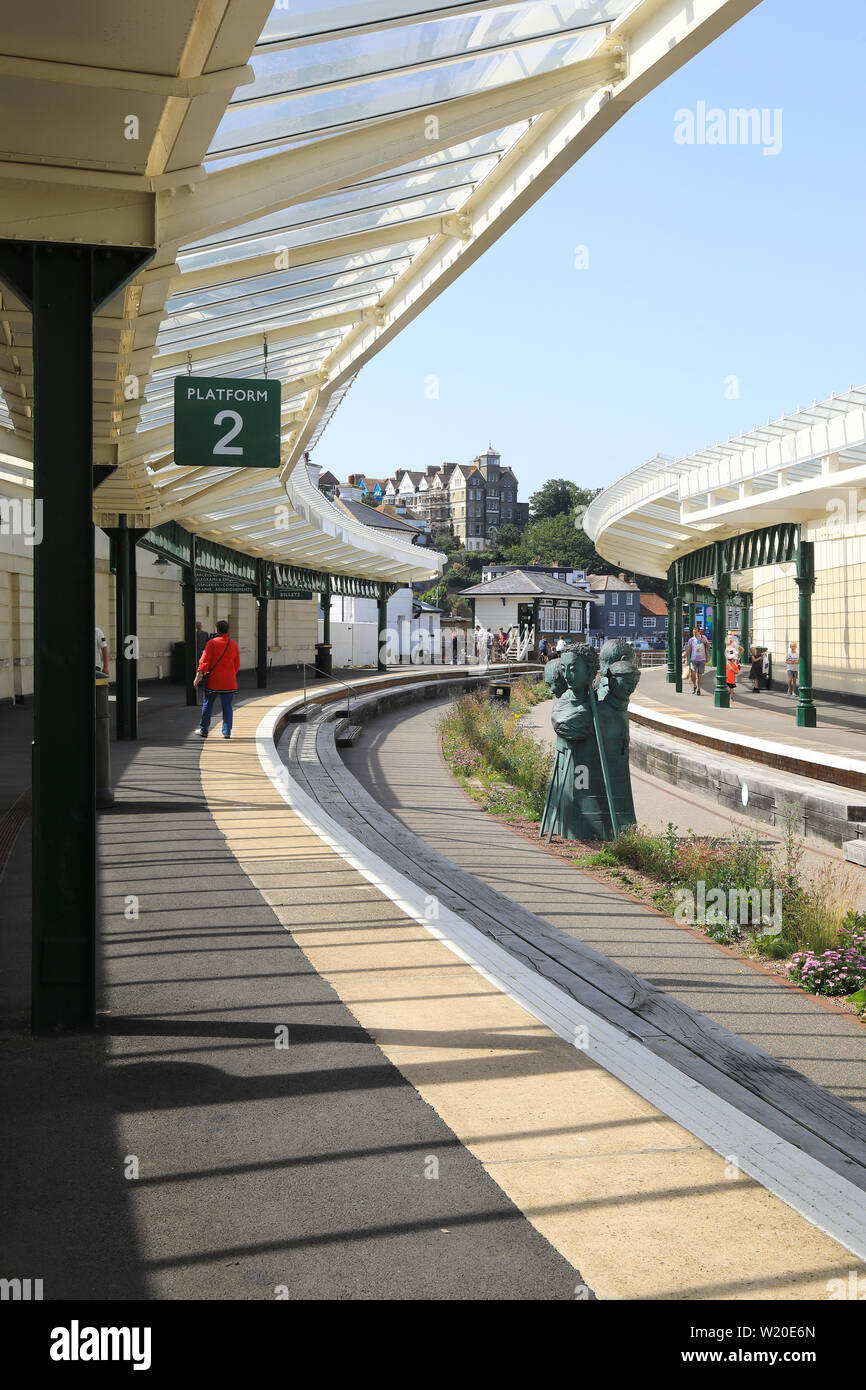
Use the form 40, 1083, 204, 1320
343, 698, 866, 1113
0, 672, 579, 1300
635, 665, 866, 763
2, 671, 864, 1300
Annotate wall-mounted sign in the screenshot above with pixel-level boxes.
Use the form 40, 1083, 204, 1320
174, 376, 281, 469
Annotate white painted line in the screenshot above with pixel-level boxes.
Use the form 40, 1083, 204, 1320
630, 697, 866, 777
256, 699, 866, 1262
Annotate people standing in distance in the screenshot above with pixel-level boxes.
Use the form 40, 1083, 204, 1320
786, 641, 799, 695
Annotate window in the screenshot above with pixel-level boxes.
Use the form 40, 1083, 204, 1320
626, 593, 634, 605
569, 607, 581, 633
611, 593, 618, 605
555, 606, 569, 633
607, 612, 616, 627
539, 604, 554, 630
628, 612, 635, 625
642, 616, 656, 628
619, 612, 626, 626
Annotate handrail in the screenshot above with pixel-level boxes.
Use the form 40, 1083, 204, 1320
300, 663, 363, 719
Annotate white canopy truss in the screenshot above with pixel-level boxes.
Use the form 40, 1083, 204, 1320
0, 0, 760, 583
584, 386, 866, 579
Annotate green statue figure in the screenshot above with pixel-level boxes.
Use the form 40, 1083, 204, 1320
539, 643, 608, 842
538, 638, 641, 842
594, 637, 641, 834
544, 655, 567, 698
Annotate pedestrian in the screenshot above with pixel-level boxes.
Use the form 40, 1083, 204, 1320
724, 638, 740, 701
682, 632, 696, 691
452, 631, 458, 665
748, 644, 763, 692
195, 620, 210, 660
555, 635, 567, 655
95, 624, 109, 676
486, 628, 493, 664
786, 641, 799, 695
497, 627, 507, 660
538, 636, 549, 664
194, 619, 240, 740
684, 626, 709, 695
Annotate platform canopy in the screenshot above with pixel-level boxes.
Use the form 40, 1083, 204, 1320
583, 385, 866, 580
0, 0, 760, 581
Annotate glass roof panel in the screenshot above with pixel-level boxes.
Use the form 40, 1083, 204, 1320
212, 30, 604, 153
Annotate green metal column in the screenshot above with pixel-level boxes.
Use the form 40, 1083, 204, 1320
795, 540, 817, 727
256, 560, 269, 689
687, 601, 696, 638
713, 560, 731, 709
672, 591, 684, 693
322, 576, 331, 645
739, 599, 750, 658
377, 583, 389, 672
0, 239, 152, 1032
665, 570, 678, 683
182, 544, 197, 707
112, 516, 143, 741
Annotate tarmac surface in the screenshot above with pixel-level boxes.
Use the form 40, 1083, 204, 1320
342, 698, 866, 1113
0, 672, 579, 1300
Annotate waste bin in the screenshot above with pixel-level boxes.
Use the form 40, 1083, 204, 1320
488, 679, 512, 704
95, 675, 114, 807
315, 642, 333, 677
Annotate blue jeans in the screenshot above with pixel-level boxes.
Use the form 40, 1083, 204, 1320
200, 688, 234, 737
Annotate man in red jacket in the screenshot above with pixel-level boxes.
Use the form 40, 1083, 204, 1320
194, 619, 241, 739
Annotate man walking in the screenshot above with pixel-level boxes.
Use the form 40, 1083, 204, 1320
194, 619, 240, 739
684, 626, 709, 696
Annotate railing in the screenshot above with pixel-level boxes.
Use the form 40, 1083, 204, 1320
300, 664, 363, 718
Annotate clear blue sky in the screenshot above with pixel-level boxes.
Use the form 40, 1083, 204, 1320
311, 0, 866, 500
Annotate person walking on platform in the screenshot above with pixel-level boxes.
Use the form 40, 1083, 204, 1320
194, 619, 240, 740
748, 643, 763, 692
195, 620, 210, 660
786, 641, 799, 695
685, 626, 709, 695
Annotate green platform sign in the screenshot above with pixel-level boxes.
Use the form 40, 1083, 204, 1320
174, 375, 281, 469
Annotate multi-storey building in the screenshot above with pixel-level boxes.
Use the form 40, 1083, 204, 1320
387, 447, 527, 550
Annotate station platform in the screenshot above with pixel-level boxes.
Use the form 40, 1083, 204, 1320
632, 667, 866, 789
2, 668, 865, 1300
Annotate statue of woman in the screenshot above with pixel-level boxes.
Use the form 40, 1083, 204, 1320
539, 643, 608, 842
594, 637, 641, 833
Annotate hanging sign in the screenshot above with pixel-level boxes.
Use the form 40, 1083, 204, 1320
174, 376, 281, 469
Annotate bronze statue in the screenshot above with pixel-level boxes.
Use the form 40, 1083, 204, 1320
538, 638, 640, 842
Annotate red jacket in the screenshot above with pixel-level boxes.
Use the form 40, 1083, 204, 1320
197, 634, 240, 691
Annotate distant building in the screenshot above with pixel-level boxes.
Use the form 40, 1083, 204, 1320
317, 469, 340, 500
459, 568, 596, 646
638, 593, 669, 646
390, 446, 528, 550
586, 572, 641, 646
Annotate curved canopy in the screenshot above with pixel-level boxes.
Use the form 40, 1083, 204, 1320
584, 385, 866, 579
0, 0, 760, 582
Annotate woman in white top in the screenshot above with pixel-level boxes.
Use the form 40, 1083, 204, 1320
785, 641, 799, 695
